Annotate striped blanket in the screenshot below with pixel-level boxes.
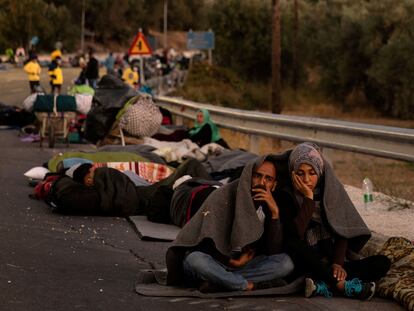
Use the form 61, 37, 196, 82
93, 162, 173, 184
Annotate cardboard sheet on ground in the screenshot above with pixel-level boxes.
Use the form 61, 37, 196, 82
135, 269, 305, 298
129, 216, 181, 241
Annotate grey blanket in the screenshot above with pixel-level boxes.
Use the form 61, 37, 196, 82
203, 149, 258, 173
320, 159, 371, 251
135, 269, 304, 298
98, 144, 166, 164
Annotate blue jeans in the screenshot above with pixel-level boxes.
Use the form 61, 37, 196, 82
183, 251, 294, 291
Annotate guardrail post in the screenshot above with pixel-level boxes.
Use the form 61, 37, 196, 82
249, 134, 260, 153
321, 147, 334, 167
175, 115, 183, 126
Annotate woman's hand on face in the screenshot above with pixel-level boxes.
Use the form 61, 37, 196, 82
291, 171, 313, 200
331, 263, 347, 282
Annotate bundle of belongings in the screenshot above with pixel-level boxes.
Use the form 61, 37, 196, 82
375, 237, 414, 310
84, 75, 162, 145
32, 95, 77, 112
84, 75, 138, 143
0, 102, 35, 128
24, 94, 92, 115
117, 93, 162, 138
21, 94, 91, 143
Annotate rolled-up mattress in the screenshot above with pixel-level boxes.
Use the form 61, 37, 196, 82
33, 94, 77, 112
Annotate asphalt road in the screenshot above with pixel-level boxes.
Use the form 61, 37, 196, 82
0, 67, 404, 310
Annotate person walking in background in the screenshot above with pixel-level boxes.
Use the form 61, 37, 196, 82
15, 46, 25, 67
48, 57, 63, 94
23, 54, 41, 93
114, 54, 125, 78
85, 49, 99, 89
51, 42, 63, 61
5, 48, 15, 64
122, 65, 139, 88
103, 52, 115, 75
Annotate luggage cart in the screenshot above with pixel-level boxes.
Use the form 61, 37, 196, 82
35, 111, 76, 148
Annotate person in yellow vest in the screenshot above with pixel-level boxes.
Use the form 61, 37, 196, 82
50, 49, 62, 61
122, 65, 139, 88
51, 42, 63, 61
23, 54, 41, 93
48, 57, 63, 94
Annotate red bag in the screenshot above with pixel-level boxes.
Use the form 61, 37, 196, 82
33, 175, 61, 200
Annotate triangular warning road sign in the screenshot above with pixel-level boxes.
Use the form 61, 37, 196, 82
128, 32, 152, 55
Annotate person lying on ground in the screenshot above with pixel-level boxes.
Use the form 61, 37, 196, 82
169, 176, 222, 227
45, 158, 211, 223
276, 142, 391, 300
166, 155, 294, 292
189, 109, 229, 149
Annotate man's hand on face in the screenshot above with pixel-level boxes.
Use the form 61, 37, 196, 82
252, 186, 279, 219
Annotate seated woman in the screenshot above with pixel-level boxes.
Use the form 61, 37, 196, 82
276, 142, 390, 300
189, 109, 229, 148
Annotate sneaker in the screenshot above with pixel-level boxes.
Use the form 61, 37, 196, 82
344, 278, 375, 301
305, 278, 333, 298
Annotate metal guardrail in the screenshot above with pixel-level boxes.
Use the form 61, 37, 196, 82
155, 95, 414, 162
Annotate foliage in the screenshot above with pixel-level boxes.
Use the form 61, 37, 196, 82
0, 0, 413, 118
208, 0, 272, 81
173, 63, 269, 111
0, 0, 207, 51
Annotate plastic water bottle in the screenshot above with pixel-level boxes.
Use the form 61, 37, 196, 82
362, 177, 374, 209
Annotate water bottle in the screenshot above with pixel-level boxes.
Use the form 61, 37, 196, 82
362, 177, 374, 209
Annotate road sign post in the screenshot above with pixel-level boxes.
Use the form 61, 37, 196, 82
187, 30, 215, 65
128, 29, 153, 84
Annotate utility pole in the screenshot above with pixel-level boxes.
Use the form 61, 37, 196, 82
271, 0, 282, 114
163, 0, 168, 48
81, 0, 85, 52
292, 0, 298, 92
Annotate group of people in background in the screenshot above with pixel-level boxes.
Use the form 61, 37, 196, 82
21, 44, 100, 95
17, 43, 189, 96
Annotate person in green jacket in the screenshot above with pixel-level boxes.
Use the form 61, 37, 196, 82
188, 108, 229, 148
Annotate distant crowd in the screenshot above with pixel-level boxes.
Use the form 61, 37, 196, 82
1, 42, 191, 96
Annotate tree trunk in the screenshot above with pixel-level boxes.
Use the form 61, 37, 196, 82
292, 0, 298, 92
271, 0, 282, 114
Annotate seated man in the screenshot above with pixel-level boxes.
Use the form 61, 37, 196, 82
166, 155, 294, 292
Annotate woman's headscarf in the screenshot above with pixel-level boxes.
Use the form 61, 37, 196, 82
288, 142, 324, 178
188, 108, 221, 142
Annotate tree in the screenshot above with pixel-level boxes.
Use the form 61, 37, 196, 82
271, 0, 281, 113
208, 0, 272, 80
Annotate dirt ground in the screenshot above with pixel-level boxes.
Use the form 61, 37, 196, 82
1, 66, 413, 204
